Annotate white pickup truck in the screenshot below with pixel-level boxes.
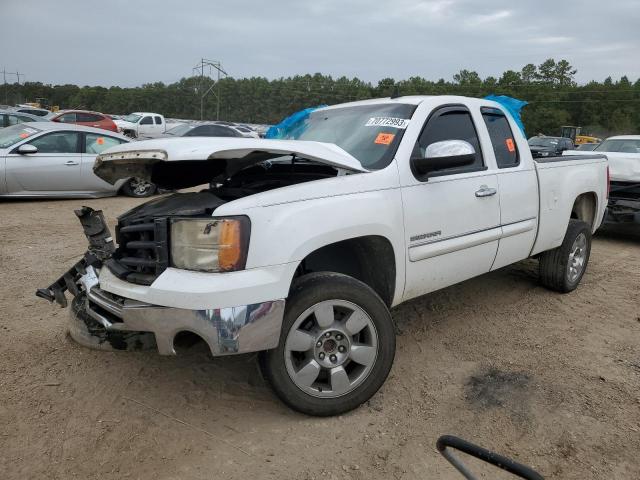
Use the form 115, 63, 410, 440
114, 112, 182, 139
38, 95, 608, 416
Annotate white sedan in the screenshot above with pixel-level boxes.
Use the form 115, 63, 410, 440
0, 122, 157, 198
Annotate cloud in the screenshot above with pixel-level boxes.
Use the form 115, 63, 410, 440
0, 0, 637, 87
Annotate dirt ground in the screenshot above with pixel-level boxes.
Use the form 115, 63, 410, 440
1, 194, 639, 480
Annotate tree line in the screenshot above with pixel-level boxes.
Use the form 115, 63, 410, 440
3, 59, 639, 137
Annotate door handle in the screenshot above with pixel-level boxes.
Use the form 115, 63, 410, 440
65, 160, 79, 166
475, 185, 497, 197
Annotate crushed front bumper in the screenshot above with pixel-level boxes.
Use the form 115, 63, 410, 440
74, 281, 285, 356
37, 206, 285, 356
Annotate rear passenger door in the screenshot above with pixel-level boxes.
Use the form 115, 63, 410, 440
480, 107, 539, 269
5, 131, 83, 193
81, 132, 128, 191
401, 105, 501, 301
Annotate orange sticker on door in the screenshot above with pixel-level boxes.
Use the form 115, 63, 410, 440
374, 132, 395, 145
506, 138, 515, 152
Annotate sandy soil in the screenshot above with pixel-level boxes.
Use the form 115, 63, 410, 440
1, 194, 639, 480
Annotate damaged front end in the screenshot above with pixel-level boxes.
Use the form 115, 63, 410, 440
36, 205, 285, 355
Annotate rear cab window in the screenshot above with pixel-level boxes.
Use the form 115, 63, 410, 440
481, 107, 519, 168
154, 116, 163, 125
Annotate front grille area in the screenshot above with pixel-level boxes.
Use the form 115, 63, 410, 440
107, 217, 169, 285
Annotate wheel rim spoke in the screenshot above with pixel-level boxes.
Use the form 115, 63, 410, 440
345, 311, 368, 336
294, 359, 321, 387
287, 330, 315, 352
314, 303, 334, 328
350, 344, 376, 367
284, 299, 379, 398
330, 366, 351, 394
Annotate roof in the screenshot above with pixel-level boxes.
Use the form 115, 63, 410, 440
17, 121, 130, 139
319, 95, 507, 111
131, 112, 162, 116
605, 135, 640, 140
52, 109, 107, 116
0, 110, 45, 120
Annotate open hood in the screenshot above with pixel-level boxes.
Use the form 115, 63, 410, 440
94, 137, 367, 189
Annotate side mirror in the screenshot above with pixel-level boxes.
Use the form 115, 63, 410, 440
17, 144, 38, 154
411, 140, 476, 176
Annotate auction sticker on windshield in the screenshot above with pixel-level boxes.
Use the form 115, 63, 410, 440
365, 117, 409, 129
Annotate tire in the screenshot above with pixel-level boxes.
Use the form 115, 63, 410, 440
121, 177, 157, 198
539, 219, 592, 293
259, 272, 395, 416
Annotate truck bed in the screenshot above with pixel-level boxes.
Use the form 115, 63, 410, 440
532, 154, 608, 256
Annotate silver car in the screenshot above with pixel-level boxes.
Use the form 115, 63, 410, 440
0, 123, 156, 198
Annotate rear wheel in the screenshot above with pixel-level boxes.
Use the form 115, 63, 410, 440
121, 177, 156, 198
259, 272, 395, 416
539, 219, 592, 293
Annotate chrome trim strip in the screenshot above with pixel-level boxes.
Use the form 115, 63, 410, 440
408, 217, 537, 262
409, 226, 502, 262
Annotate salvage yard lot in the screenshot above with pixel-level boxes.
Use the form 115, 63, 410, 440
1, 194, 639, 479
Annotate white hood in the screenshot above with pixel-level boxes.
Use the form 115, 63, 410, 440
564, 150, 640, 182
94, 137, 367, 189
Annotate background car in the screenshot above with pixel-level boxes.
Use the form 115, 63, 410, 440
576, 143, 600, 151
142, 122, 244, 139
0, 110, 46, 128
528, 135, 574, 157
229, 124, 260, 138
0, 123, 156, 198
50, 110, 118, 132
13, 105, 52, 118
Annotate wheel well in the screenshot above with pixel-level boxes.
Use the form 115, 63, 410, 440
295, 236, 396, 307
571, 192, 597, 229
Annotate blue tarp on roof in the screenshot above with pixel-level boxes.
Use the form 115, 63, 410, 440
484, 94, 528, 136
265, 105, 327, 139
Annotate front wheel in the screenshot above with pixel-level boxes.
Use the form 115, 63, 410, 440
539, 219, 592, 293
259, 272, 396, 416
121, 177, 157, 198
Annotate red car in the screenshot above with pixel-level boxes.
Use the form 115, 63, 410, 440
50, 110, 118, 132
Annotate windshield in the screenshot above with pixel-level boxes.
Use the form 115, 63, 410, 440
595, 139, 640, 153
0, 124, 42, 148
165, 124, 195, 136
122, 114, 142, 123
284, 103, 417, 170
528, 137, 559, 148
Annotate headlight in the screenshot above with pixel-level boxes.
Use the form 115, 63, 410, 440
170, 217, 250, 272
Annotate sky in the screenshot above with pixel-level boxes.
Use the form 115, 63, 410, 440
1, 0, 639, 87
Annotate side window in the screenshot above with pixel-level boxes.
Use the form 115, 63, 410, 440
28, 132, 80, 154
0, 114, 6, 127
77, 112, 103, 122
154, 116, 162, 125
481, 108, 519, 168
16, 115, 37, 123
56, 112, 77, 123
85, 133, 126, 154
414, 107, 483, 177
140, 116, 153, 125
8, 115, 20, 126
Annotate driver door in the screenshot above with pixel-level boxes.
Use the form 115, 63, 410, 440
5, 131, 83, 194
401, 105, 500, 301
137, 116, 155, 136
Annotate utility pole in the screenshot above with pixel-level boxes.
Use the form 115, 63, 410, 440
192, 58, 227, 120
1, 69, 23, 105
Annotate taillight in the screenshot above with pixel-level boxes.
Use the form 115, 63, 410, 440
606, 165, 610, 199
